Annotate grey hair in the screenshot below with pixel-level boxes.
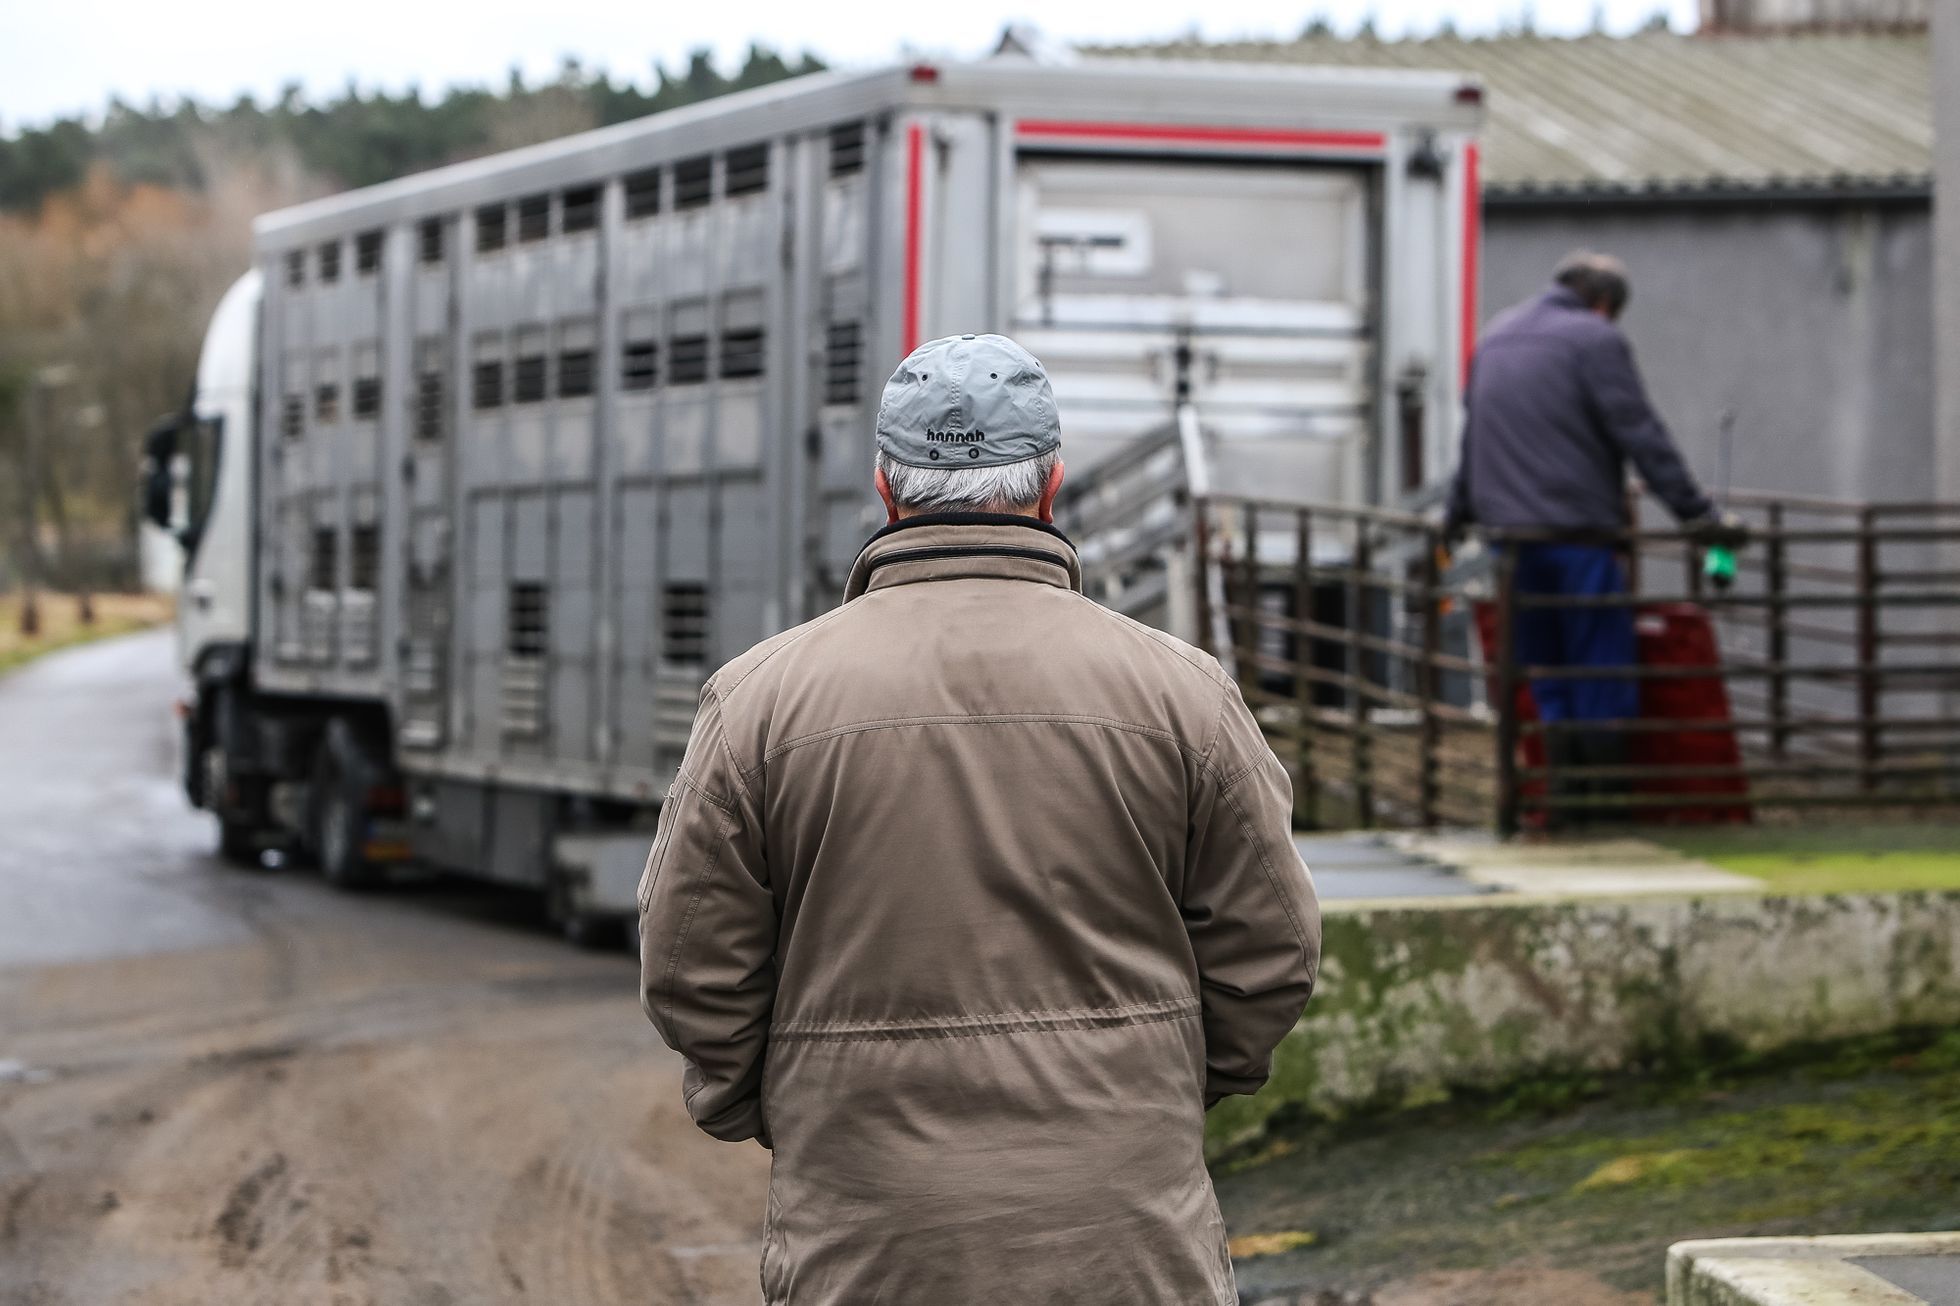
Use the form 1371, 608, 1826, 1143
1554, 249, 1631, 319
876, 449, 1060, 514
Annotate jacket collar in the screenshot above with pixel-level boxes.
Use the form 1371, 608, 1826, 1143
1544, 284, 1588, 312
844, 512, 1082, 600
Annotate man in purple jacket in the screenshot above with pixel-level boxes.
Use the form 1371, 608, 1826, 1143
1444, 251, 1744, 815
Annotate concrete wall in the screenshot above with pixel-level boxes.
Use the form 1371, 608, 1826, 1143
1669, 1234, 1960, 1306
1481, 200, 1934, 506
1206, 890, 1960, 1154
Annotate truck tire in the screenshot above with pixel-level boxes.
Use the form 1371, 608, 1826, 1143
217, 818, 263, 868
206, 690, 270, 868
546, 870, 623, 950
312, 721, 386, 891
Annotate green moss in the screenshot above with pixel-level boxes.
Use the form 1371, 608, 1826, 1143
1206, 909, 1493, 1153
1497, 1028, 1960, 1193
1216, 1027, 1960, 1301
1209, 886, 1960, 1159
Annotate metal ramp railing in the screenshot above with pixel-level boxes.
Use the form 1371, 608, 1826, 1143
1056, 404, 1235, 673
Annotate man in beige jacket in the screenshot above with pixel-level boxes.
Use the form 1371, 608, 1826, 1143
639, 333, 1320, 1305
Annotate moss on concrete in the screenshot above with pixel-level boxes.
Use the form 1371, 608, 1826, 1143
1208, 888, 1960, 1158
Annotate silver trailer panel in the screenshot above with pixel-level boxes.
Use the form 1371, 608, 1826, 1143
244, 58, 1480, 895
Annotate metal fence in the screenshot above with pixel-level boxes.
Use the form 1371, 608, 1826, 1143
1188, 494, 1960, 834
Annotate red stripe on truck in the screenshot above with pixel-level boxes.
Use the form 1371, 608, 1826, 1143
1015, 120, 1386, 154
903, 122, 925, 356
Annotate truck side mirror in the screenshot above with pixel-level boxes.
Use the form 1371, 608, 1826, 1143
138, 412, 181, 533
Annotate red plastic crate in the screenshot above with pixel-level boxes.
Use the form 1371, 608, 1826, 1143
1474, 600, 1750, 826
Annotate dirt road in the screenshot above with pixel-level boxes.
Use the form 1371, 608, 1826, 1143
0, 632, 769, 1305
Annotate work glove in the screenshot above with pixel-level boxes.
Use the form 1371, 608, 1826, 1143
1685, 509, 1749, 551
1440, 508, 1470, 553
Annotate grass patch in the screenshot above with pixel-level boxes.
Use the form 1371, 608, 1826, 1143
1657, 825, 1960, 894
0, 592, 172, 676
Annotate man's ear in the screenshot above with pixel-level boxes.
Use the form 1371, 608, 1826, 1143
1038, 459, 1065, 524
875, 466, 899, 524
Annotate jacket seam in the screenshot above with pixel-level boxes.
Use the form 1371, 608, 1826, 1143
1073, 596, 1232, 696
761, 712, 1202, 765
669, 767, 735, 816
701, 687, 756, 803
772, 997, 1201, 1045
1200, 679, 1233, 768
775, 995, 1196, 1032
714, 602, 859, 703
1219, 780, 1314, 971
658, 800, 735, 1033
1213, 758, 1262, 793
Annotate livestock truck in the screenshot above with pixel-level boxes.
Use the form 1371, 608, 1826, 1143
141, 54, 1483, 938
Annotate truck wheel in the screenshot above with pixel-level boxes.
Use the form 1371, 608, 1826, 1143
217, 818, 264, 868
546, 871, 622, 950
312, 722, 385, 891
203, 693, 269, 868
560, 911, 619, 950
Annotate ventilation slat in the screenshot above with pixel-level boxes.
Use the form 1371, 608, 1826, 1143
625, 169, 661, 219
829, 121, 866, 177
720, 328, 764, 380
725, 144, 769, 197
675, 156, 713, 209
823, 321, 862, 405
669, 335, 709, 385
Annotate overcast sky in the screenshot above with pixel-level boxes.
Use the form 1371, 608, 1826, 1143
3, 0, 1697, 130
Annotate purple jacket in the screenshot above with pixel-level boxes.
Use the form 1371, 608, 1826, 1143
1446, 285, 1712, 533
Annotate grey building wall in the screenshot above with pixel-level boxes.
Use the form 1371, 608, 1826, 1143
1702, 0, 1929, 28
1937, 4, 1960, 505
1481, 200, 1934, 507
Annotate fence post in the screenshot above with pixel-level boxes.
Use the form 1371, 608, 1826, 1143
1239, 503, 1260, 692
1349, 521, 1374, 828
1294, 508, 1318, 828
1494, 544, 1521, 837
1685, 520, 1704, 601
1624, 492, 1643, 593
1193, 497, 1214, 656
1765, 502, 1788, 760
1856, 504, 1879, 791
1417, 527, 1442, 828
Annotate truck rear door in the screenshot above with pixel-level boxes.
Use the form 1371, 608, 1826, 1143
1010, 155, 1374, 503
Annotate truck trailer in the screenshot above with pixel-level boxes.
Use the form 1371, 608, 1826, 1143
142, 54, 1483, 937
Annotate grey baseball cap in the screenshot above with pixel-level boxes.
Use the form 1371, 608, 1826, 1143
875, 334, 1061, 469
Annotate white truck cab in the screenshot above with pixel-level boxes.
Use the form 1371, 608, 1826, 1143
142, 271, 260, 677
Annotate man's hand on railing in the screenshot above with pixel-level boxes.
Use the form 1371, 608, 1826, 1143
1440, 508, 1470, 554
1685, 509, 1750, 551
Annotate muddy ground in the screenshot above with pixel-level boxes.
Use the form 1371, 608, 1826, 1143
0, 633, 767, 1305
4, 632, 1954, 1305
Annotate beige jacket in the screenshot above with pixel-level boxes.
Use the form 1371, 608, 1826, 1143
639, 514, 1320, 1305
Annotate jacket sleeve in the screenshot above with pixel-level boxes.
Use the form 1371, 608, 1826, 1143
1183, 679, 1322, 1106
1580, 331, 1713, 524
638, 682, 777, 1145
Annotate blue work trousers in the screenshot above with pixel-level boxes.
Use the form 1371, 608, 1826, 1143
1511, 544, 1639, 724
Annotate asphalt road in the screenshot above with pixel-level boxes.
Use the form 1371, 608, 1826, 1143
0, 631, 768, 1305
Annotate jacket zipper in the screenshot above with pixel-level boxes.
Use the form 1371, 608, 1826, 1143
868, 543, 1073, 578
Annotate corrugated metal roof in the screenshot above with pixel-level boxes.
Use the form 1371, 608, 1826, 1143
1089, 30, 1930, 199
